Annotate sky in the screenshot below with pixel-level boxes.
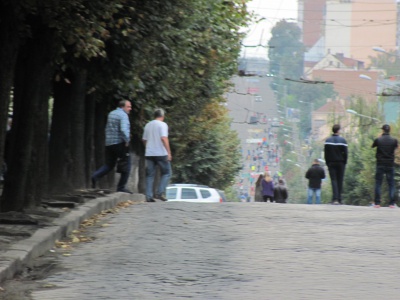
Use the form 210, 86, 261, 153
242, 0, 298, 58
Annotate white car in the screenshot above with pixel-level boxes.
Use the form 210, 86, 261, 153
166, 184, 224, 203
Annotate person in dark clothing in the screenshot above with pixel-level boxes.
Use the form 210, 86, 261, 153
91, 100, 132, 193
372, 124, 398, 208
324, 124, 348, 204
255, 174, 264, 202
305, 159, 326, 204
261, 172, 274, 202
273, 179, 288, 203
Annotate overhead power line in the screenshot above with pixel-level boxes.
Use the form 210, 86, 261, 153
241, 43, 274, 48
284, 78, 333, 84
378, 92, 400, 96
254, 7, 397, 13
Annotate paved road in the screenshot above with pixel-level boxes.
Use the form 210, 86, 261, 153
31, 202, 400, 300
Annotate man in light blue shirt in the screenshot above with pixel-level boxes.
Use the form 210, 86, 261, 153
91, 100, 132, 193
142, 108, 172, 202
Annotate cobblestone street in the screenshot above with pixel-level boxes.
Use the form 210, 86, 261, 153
31, 202, 400, 300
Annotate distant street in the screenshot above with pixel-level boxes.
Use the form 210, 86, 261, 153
227, 75, 281, 200
30, 202, 400, 300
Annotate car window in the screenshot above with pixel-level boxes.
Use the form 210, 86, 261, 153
181, 188, 198, 199
166, 188, 177, 200
200, 189, 211, 199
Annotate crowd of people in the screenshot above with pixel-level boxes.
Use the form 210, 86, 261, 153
249, 122, 398, 207
238, 120, 285, 202
254, 172, 288, 203
3, 101, 397, 207
305, 123, 398, 207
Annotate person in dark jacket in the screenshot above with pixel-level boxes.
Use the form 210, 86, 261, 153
372, 124, 398, 208
324, 124, 348, 204
255, 174, 264, 202
305, 159, 326, 204
274, 179, 288, 203
261, 172, 274, 202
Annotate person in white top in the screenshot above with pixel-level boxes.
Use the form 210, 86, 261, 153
142, 108, 172, 202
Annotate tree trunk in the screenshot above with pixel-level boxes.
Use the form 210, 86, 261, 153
49, 79, 71, 192
1, 23, 55, 212
69, 69, 87, 189
0, 7, 19, 180
93, 100, 113, 188
49, 68, 88, 193
85, 93, 96, 187
138, 155, 146, 194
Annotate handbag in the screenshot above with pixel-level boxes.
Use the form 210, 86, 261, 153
116, 153, 130, 173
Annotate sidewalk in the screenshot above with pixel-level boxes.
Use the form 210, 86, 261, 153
0, 191, 146, 283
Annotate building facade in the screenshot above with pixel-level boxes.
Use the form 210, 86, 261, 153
300, 0, 398, 65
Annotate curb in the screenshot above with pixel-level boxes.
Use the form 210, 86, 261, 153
0, 192, 146, 283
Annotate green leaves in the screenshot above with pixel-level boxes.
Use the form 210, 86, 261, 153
268, 20, 305, 101
83, 0, 250, 188
0, 0, 249, 209
369, 49, 400, 77
345, 131, 376, 206
171, 101, 242, 190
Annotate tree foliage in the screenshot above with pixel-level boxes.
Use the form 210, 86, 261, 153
344, 132, 376, 206
267, 20, 336, 138
0, 0, 251, 211
369, 50, 400, 77
172, 101, 242, 190
338, 98, 398, 206
290, 82, 336, 138
268, 20, 305, 95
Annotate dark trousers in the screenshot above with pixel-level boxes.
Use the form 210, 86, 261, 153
327, 162, 346, 203
262, 195, 274, 202
92, 142, 131, 190
374, 165, 395, 205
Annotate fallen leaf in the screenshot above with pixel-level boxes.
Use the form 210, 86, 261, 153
79, 237, 92, 242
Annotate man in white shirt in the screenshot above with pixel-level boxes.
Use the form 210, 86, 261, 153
142, 108, 172, 202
